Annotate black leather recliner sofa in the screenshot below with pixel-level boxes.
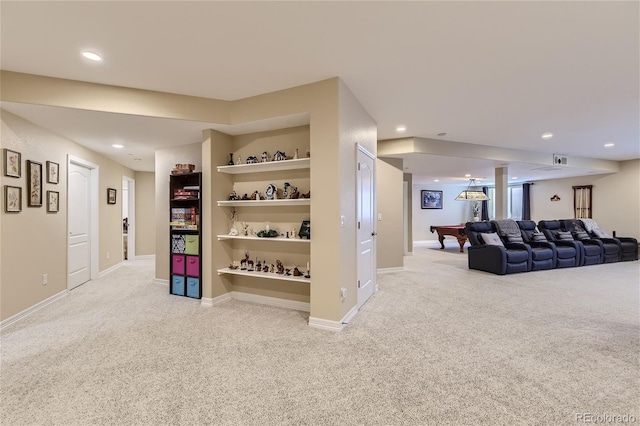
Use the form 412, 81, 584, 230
493, 219, 555, 271
580, 219, 638, 262
560, 219, 620, 263
517, 220, 579, 268
465, 221, 531, 275
538, 220, 603, 265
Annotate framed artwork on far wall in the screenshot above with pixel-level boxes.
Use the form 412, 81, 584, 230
3, 149, 21, 178
47, 190, 59, 213
46, 161, 59, 184
421, 190, 443, 209
107, 187, 117, 205
4, 185, 22, 213
27, 160, 43, 207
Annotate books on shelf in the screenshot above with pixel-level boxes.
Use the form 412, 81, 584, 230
173, 188, 199, 199
171, 207, 199, 230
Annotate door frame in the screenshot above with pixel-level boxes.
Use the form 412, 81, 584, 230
356, 144, 377, 309
67, 155, 99, 289
122, 175, 136, 260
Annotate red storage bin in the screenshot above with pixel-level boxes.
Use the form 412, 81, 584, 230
186, 256, 200, 277
172, 254, 185, 275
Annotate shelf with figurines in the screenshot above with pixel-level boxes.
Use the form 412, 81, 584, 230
218, 218, 310, 243
217, 182, 310, 207
218, 149, 310, 175
217, 252, 311, 284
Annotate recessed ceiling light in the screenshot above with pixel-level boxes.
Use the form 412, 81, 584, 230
604, 142, 615, 148
82, 51, 102, 62
542, 132, 553, 140
434, 179, 439, 182
396, 125, 407, 133
112, 144, 124, 149
512, 177, 518, 180
464, 174, 471, 178
437, 132, 447, 137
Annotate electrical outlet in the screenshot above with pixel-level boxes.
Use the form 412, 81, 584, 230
107, 251, 110, 259
42, 274, 48, 285
340, 287, 347, 299
340, 215, 345, 228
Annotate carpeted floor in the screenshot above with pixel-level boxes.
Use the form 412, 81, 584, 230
1, 247, 638, 426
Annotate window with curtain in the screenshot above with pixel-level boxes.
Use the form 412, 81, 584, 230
573, 185, 593, 218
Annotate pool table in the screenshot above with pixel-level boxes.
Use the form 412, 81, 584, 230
430, 225, 468, 252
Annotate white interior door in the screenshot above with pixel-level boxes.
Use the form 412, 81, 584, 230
68, 163, 91, 289
357, 146, 376, 308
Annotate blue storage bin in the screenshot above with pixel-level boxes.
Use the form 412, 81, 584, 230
171, 275, 185, 296
186, 277, 200, 298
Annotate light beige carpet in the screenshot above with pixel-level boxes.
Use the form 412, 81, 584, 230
1, 248, 638, 426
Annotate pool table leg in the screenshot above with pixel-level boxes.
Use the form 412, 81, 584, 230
456, 237, 465, 252
438, 235, 446, 249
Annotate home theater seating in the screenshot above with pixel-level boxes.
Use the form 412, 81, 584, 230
464, 219, 638, 275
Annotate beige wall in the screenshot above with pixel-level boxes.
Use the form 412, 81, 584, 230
376, 159, 404, 269
403, 173, 413, 254
155, 143, 202, 281
1, 110, 134, 321
134, 171, 156, 256
412, 182, 472, 241
531, 159, 640, 239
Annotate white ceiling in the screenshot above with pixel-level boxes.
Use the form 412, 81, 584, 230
1, 2, 638, 179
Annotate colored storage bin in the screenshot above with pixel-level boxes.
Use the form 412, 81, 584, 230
171, 234, 185, 253
186, 256, 200, 277
186, 277, 200, 298
171, 275, 185, 296
185, 235, 199, 255
172, 254, 185, 275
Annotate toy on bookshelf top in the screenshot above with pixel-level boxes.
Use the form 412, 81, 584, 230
171, 163, 195, 175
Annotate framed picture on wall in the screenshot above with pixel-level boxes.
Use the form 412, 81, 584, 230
46, 161, 59, 184
27, 160, 43, 207
421, 190, 443, 209
47, 191, 59, 213
107, 187, 117, 205
4, 185, 22, 213
3, 149, 21, 178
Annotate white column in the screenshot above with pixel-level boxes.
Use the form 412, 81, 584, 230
495, 167, 509, 220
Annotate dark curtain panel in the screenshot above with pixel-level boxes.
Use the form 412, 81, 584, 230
481, 187, 489, 220
522, 183, 531, 220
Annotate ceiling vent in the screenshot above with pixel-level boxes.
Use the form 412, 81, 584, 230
553, 154, 568, 166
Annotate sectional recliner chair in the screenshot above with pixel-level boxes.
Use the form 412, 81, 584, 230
464, 218, 637, 275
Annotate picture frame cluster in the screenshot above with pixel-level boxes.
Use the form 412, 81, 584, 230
3, 149, 59, 213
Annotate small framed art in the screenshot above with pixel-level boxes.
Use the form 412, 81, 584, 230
3, 149, 21, 178
421, 190, 443, 209
4, 185, 22, 213
107, 188, 117, 205
47, 191, 59, 213
27, 160, 43, 207
46, 161, 59, 184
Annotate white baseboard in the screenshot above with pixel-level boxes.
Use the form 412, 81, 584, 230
414, 240, 440, 247
309, 316, 345, 332
154, 278, 169, 286
341, 305, 359, 324
98, 262, 123, 278
231, 291, 310, 312
1, 289, 68, 330
377, 266, 404, 274
134, 255, 155, 260
201, 293, 232, 307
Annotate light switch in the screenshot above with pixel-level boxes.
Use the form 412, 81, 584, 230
340, 215, 345, 228
377, 213, 383, 221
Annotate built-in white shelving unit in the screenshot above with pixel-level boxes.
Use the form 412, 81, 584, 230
217, 199, 310, 207
217, 234, 310, 243
217, 268, 310, 283
217, 158, 310, 174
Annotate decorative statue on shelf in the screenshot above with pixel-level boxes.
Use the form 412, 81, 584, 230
240, 251, 250, 270
300, 191, 311, 199
276, 260, 285, 275
228, 209, 239, 236
247, 259, 254, 271
264, 184, 277, 200
261, 151, 270, 163
273, 150, 286, 161
263, 262, 270, 273
251, 190, 261, 200
228, 263, 238, 270
246, 156, 258, 164
282, 182, 291, 199
293, 148, 299, 160
292, 266, 303, 276
256, 260, 262, 272
241, 193, 250, 200
228, 191, 240, 201
285, 268, 291, 276
289, 187, 300, 199
236, 155, 242, 165
227, 153, 234, 166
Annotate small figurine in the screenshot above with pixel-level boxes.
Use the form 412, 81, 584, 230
241, 193, 250, 200
247, 259, 254, 271
276, 260, 285, 275
228, 191, 240, 201
265, 184, 277, 200
292, 266, 303, 276
236, 155, 242, 165
228, 227, 239, 236
229, 263, 239, 270
282, 182, 291, 199
306, 147, 310, 157
246, 156, 258, 164
227, 153, 234, 166
261, 151, 270, 163
273, 150, 286, 161
263, 263, 270, 273
240, 251, 249, 270
290, 187, 300, 199
285, 269, 291, 276
256, 260, 262, 272
293, 148, 299, 160
301, 191, 311, 199
270, 264, 275, 273
251, 190, 261, 200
